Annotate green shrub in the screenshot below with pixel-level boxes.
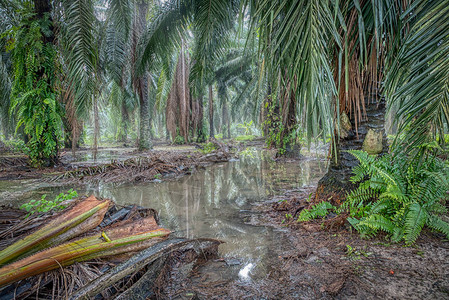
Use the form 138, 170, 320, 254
235, 135, 256, 142
341, 147, 449, 244
297, 201, 336, 222
20, 189, 78, 217
237, 121, 254, 135
4, 139, 27, 153
239, 147, 256, 158
198, 142, 217, 154
173, 135, 185, 145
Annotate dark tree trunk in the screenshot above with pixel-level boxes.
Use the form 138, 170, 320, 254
280, 93, 299, 158
34, 0, 51, 18
119, 101, 128, 143
134, 0, 152, 150
196, 95, 206, 142
138, 74, 152, 150
208, 85, 214, 139
261, 85, 299, 157
222, 101, 230, 139
316, 93, 388, 205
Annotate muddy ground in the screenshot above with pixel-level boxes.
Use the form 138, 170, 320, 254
162, 187, 449, 300
1, 142, 448, 299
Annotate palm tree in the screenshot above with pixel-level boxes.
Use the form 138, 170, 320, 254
139, 0, 240, 141
0, 30, 12, 139
214, 45, 256, 139
132, 0, 152, 150
246, 0, 449, 202
165, 42, 191, 142
6, 0, 63, 166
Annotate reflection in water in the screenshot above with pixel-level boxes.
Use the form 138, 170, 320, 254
1, 151, 327, 280
94, 152, 327, 279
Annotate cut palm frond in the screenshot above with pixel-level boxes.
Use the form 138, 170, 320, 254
0, 218, 170, 287
0, 196, 110, 266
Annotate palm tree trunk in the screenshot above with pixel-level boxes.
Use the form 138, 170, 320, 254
316, 93, 388, 204
179, 42, 189, 143
208, 85, 214, 139
119, 101, 128, 143
222, 101, 230, 139
34, 0, 58, 166
138, 74, 152, 150
134, 0, 152, 150
93, 95, 99, 160
227, 117, 231, 140
34, 0, 51, 19
196, 95, 206, 142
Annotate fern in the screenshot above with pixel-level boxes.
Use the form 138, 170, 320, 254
9, 14, 62, 167
427, 215, 449, 239
358, 214, 396, 234
297, 201, 335, 222
342, 149, 449, 244
404, 203, 428, 244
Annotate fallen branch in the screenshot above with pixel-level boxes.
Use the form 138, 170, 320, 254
69, 238, 221, 300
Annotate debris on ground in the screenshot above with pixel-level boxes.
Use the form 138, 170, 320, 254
0, 196, 221, 299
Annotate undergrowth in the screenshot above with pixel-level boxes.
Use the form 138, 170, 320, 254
297, 202, 335, 221
198, 142, 217, 154
235, 135, 256, 142
298, 144, 449, 245
20, 189, 78, 217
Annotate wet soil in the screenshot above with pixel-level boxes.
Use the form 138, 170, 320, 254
3, 144, 446, 299
169, 188, 449, 300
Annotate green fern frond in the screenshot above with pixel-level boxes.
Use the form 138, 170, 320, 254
404, 203, 428, 244
297, 202, 335, 222
429, 202, 448, 215
358, 214, 396, 235
426, 215, 449, 239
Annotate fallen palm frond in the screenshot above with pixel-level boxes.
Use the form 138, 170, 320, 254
0, 217, 170, 288
0, 196, 221, 299
55, 152, 200, 183
70, 237, 221, 300
0, 196, 110, 266
0, 156, 29, 169
53, 150, 233, 183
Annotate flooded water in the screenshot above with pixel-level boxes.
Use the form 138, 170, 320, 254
0, 150, 327, 282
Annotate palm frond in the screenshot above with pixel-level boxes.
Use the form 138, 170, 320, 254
249, 0, 339, 143
386, 0, 449, 150
60, 0, 99, 118
138, 0, 190, 74
190, 0, 240, 83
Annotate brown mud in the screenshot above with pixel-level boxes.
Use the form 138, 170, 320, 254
165, 188, 449, 299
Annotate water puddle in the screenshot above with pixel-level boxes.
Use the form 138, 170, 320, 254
0, 150, 327, 283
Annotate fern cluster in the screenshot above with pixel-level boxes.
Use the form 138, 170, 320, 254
9, 13, 62, 166
342, 148, 449, 244
297, 201, 336, 222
